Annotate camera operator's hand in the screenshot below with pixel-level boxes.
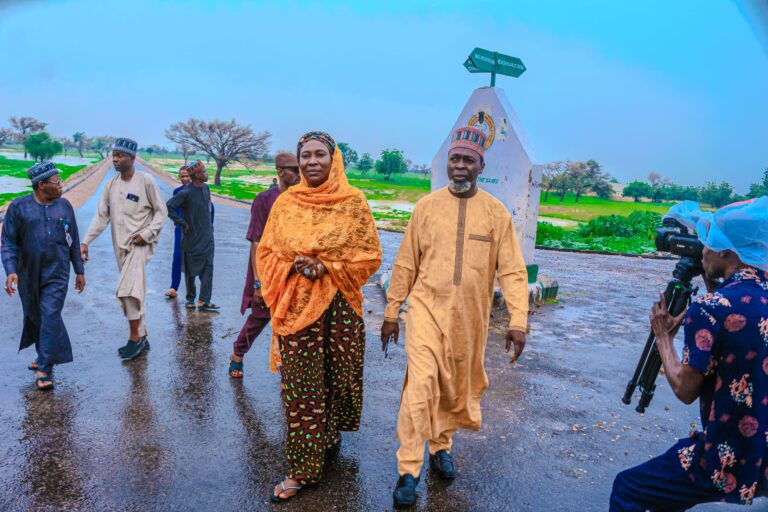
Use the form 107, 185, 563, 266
650, 292, 687, 340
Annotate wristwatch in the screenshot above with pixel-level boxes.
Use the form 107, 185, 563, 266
253, 281, 262, 290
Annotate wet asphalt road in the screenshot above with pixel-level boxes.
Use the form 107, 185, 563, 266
0, 167, 761, 511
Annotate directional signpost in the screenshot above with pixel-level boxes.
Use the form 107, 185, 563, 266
463, 47, 526, 86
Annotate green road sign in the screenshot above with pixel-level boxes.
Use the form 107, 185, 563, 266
463, 47, 526, 86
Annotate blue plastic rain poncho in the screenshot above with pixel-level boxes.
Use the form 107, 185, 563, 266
665, 197, 768, 271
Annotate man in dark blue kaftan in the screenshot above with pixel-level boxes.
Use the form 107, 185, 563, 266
165, 166, 191, 299
1, 161, 85, 390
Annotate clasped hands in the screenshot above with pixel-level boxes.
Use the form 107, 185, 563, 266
293, 255, 326, 281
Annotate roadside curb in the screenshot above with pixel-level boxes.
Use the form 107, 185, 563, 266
535, 245, 676, 260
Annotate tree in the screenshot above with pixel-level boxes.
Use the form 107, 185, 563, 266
337, 142, 358, 168
554, 170, 573, 202
176, 143, 194, 163
565, 159, 613, 202
166, 118, 271, 186
89, 136, 116, 159
412, 163, 431, 177
587, 162, 615, 199
358, 152, 374, 175
0, 127, 14, 146
747, 169, 768, 199
374, 149, 408, 180
623, 180, 653, 202
72, 132, 88, 158
23, 132, 63, 162
542, 160, 569, 201
60, 137, 75, 157
10, 116, 47, 159
567, 161, 591, 202
591, 178, 614, 200
647, 171, 672, 202
698, 181, 734, 208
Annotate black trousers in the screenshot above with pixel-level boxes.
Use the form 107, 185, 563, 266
185, 260, 213, 303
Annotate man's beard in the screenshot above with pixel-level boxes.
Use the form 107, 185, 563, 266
448, 179, 473, 193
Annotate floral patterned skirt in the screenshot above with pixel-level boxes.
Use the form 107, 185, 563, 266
278, 292, 365, 484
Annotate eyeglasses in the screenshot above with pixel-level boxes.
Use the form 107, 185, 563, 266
279, 167, 300, 173
43, 179, 63, 186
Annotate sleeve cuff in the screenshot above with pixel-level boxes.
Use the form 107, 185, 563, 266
139, 228, 155, 243
384, 304, 402, 321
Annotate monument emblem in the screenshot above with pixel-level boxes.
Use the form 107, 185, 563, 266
467, 112, 495, 149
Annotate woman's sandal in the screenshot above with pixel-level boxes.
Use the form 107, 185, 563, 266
271, 479, 302, 503
165, 289, 177, 299
229, 359, 244, 379
28, 359, 38, 371
35, 374, 54, 391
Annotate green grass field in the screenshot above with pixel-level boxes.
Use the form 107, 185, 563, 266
539, 193, 674, 222
0, 155, 87, 206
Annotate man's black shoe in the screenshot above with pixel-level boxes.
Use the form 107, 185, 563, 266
429, 450, 456, 480
118, 337, 150, 356
393, 474, 419, 509
120, 339, 148, 361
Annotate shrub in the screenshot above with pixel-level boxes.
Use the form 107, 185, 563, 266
626, 211, 662, 239
536, 222, 568, 244
578, 211, 662, 238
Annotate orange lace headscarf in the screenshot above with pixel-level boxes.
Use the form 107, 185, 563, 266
256, 133, 382, 344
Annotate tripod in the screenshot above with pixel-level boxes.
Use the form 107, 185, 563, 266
622, 257, 700, 413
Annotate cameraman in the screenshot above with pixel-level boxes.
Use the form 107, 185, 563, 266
611, 198, 768, 511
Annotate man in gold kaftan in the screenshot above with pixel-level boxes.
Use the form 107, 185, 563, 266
382, 126, 529, 508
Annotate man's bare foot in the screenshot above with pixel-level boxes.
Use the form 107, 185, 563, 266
35, 371, 54, 390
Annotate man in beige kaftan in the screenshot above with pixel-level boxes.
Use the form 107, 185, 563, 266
383, 126, 529, 508
81, 138, 166, 360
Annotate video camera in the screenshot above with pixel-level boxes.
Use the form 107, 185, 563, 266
622, 217, 703, 412
654, 217, 704, 262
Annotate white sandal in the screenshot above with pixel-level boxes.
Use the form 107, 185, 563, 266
271, 479, 302, 503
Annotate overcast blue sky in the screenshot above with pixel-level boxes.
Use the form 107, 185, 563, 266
1, 0, 766, 192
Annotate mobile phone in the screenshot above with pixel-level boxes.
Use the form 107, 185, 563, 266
384, 335, 392, 359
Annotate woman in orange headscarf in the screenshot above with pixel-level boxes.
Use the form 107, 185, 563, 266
257, 131, 381, 502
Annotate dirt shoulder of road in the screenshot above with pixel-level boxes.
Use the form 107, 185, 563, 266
62, 160, 111, 211
136, 157, 251, 210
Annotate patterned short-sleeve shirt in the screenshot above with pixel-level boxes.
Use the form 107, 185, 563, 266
677, 267, 768, 505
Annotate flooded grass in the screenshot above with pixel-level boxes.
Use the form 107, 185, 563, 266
0, 155, 87, 206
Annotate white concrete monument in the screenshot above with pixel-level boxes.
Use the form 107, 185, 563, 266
432, 86, 543, 266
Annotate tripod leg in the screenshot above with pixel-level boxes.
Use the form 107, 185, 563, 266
623, 330, 656, 404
